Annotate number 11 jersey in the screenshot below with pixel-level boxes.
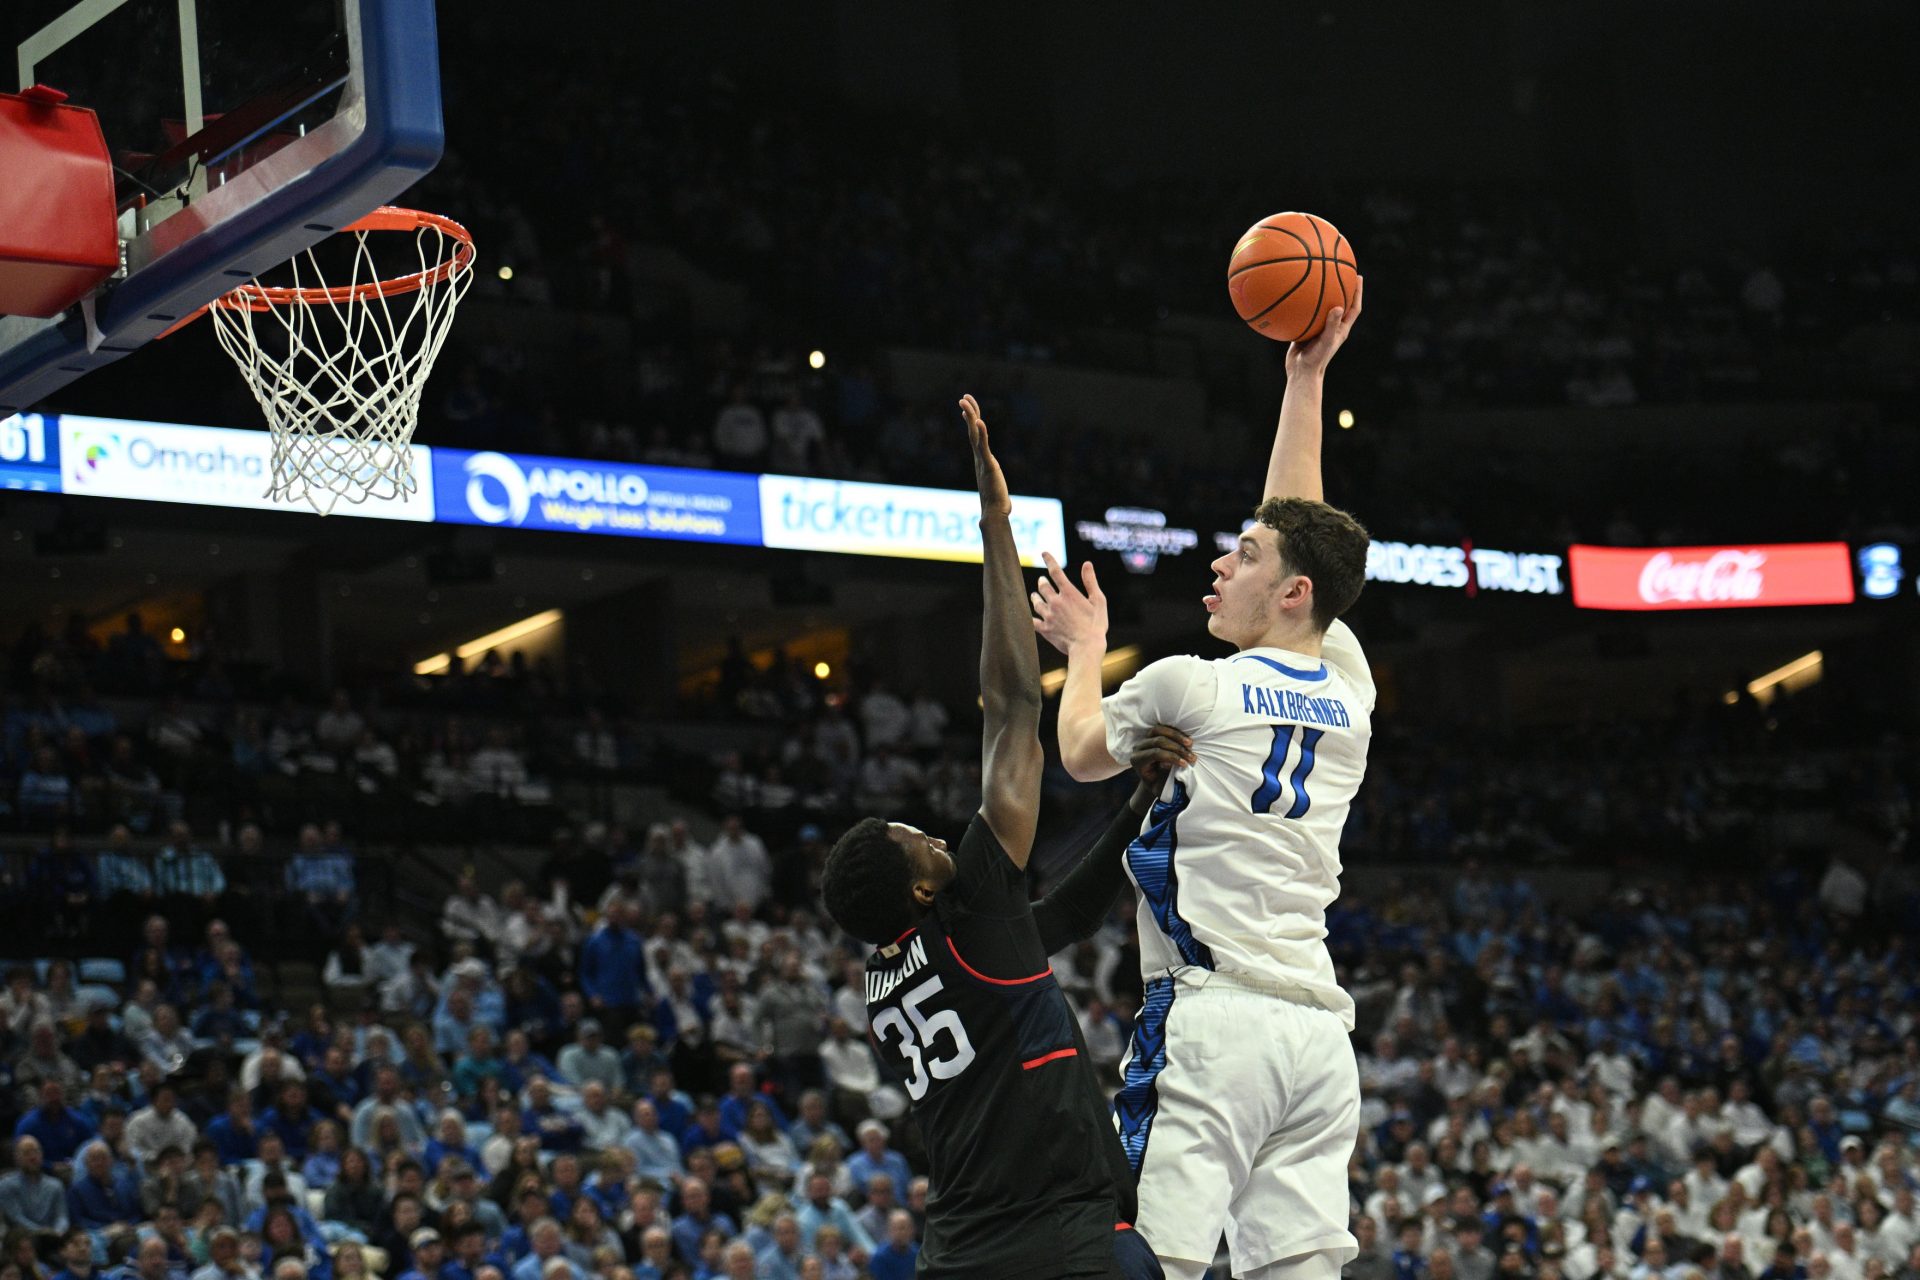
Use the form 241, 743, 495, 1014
865, 814, 1135, 1279
1099, 619, 1376, 1030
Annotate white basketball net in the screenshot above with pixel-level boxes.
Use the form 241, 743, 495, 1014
208, 209, 474, 515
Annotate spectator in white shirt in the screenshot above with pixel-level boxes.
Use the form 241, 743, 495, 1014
857, 682, 910, 751
712, 385, 768, 465
768, 391, 825, 473
314, 691, 365, 753
442, 873, 503, 948
467, 729, 529, 799
818, 1018, 879, 1112
707, 816, 771, 911
574, 1082, 630, 1152
905, 690, 950, 753
854, 746, 923, 813
127, 1082, 199, 1168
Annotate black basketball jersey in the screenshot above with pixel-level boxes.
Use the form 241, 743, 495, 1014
865, 813, 1136, 1279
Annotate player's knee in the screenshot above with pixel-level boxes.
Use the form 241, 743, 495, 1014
1240, 1248, 1345, 1280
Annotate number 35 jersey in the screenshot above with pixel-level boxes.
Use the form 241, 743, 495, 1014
1100, 620, 1376, 1030
865, 814, 1134, 1280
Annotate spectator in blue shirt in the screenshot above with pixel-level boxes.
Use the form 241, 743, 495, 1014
520, 1077, 583, 1153
309, 1044, 363, 1115
286, 823, 356, 935
641, 1070, 692, 1138
259, 1081, 325, 1160
793, 1171, 875, 1255
843, 1121, 912, 1205
49, 1228, 100, 1280
716, 1064, 787, 1140
676, 1100, 726, 1158
14, 1081, 98, 1168
423, 1111, 482, 1176
397, 1228, 452, 1280
0, 1134, 69, 1233
508, 1221, 580, 1280
667, 1180, 734, 1266
205, 1090, 259, 1166
151, 822, 226, 900
189, 983, 248, 1044
66, 1141, 141, 1232
865, 1210, 919, 1280
578, 905, 649, 1035
622, 1100, 683, 1186
16, 745, 74, 821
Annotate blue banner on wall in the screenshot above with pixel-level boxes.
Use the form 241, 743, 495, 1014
431, 448, 764, 545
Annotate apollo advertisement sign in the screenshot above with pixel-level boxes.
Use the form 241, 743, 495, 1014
1568, 543, 1855, 610
432, 449, 763, 545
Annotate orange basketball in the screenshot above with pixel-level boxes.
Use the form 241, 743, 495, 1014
1227, 212, 1358, 343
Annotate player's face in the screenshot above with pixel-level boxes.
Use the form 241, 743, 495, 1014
886, 823, 954, 894
1206, 526, 1296, 648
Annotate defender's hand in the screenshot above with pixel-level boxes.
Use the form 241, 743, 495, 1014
1285, 274, 1364, 380
1130, 724, 1194, 786
1030, 552, 1108, 656
959, 394, 1011, 517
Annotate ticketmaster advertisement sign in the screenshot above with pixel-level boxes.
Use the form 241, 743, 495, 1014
759, 474, 1068, 567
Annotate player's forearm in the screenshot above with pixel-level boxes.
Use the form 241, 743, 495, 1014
1032, 782, 1157, 954
978, 512, 1042, 733
1263, 367, 1325, 502
1058, 644, 1122, 782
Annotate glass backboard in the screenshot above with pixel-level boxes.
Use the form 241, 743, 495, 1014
0, 0, 444, 414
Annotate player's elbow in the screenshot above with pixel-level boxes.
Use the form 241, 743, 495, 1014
1060, 739, 1120, 783
982, 681, 1042, 724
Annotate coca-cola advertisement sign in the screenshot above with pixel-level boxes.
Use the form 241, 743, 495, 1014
1569, 543, 1855, 611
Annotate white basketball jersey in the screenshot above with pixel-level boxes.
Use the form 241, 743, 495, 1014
1100, 620, 1374, 1030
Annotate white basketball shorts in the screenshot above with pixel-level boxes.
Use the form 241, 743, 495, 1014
1114, 967, 1361, 1272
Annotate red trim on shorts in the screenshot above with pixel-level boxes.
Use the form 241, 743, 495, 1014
945, 937, 1052, 986
1020, 1047, 1079, 1070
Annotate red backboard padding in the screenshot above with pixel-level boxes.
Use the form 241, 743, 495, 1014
0, 86, 120, 318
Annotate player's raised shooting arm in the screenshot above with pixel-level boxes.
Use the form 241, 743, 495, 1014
962, 394, 1044, 869
1262, 275, 1363, 503
1031, 554, 1126, 783
1033, 725, 1192, 955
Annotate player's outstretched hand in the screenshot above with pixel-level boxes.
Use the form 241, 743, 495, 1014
1285, 273, 1364, 380
1030, 551, 1108, 656
958, 394, 1011, 517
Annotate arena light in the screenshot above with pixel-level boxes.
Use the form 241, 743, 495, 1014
169, 627, 185, 643
497, 265, 514, 282
414, 608, 563, 676
808, 350, 826, 370
1743, 649, 1822, 707
1338, 409, 1355, 429
1040, 645, 1140, 697
813, 661, 831, 679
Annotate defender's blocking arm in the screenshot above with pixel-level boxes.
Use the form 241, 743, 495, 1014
962, 393, 1045, 868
